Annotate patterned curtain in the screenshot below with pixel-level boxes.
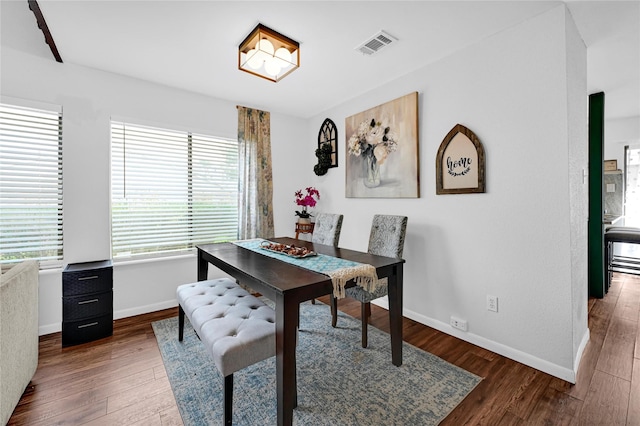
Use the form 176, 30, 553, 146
237, 106, 274, 239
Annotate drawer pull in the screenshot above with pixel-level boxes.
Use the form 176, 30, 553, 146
78, 275, 99, 281
78, 322, 99, 329
78, 299, 99, 305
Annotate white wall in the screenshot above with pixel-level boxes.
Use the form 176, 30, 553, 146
0, 47, 308, 335
604, 115, 640, 168
308, 5, 588, 382
566, 8, 590, 373
1, 3, 589, 383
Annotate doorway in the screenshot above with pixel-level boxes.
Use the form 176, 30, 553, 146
611, 145, 640, 262
625, 144, 640, 227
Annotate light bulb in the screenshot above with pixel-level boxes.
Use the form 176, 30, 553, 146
246, 49, 263, 70
255, 39, 274, 56
274, 47, 292, 63
264, 58, 282, 76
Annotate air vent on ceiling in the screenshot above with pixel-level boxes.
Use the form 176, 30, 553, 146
355, 30, 398, 56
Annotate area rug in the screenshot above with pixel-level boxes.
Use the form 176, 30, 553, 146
152, 301, 481, 425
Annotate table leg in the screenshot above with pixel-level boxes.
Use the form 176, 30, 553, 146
197, 249, 208, 281
387, 264, 403, 366
275, 293, 298, 426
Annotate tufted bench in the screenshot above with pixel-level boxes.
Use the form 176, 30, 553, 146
604, 227, 640, 292
176, 278, 276, 425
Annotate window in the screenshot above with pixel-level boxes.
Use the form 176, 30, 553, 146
111, 121, 238, 259
0, 101, 63, 268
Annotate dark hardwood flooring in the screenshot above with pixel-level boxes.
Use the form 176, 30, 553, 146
8, 272, 640, 425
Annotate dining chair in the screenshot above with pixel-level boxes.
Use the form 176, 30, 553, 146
331, 214, 408, 348
309, 213, 343, 305
311, 213, 344, 246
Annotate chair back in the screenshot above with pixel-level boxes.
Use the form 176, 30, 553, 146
367, 215, 408, 258
311, 213, 344, 246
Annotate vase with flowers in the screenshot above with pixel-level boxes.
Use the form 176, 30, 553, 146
347, 118, 398, 188
294, 187, 320, 224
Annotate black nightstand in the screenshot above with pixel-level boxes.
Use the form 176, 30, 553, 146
62, 260, 113, 346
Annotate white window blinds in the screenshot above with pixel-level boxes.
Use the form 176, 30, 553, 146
110, 121, 238, 259
0, 102, 63, 267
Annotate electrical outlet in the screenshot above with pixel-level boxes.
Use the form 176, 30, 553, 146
450, 316, 468, 331
487, 295, 498, 312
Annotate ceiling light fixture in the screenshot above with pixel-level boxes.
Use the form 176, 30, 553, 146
238, 24, 299, 83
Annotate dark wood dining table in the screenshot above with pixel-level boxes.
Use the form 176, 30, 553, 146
196, 237, 405, 426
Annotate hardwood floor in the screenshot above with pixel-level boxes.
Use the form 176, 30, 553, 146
8, 272, 640, 425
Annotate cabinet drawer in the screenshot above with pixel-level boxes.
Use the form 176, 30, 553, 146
63, 263, 112, 296
62, 313, 113, 347
63, 291, 113, 321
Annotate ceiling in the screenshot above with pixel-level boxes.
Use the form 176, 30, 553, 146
3, 1, 639, 120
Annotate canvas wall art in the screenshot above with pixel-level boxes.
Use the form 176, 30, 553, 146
345, 92, 419, 198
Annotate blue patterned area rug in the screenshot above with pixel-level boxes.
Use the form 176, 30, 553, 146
152, 301, 481, 425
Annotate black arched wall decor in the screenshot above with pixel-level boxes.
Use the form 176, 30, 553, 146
318, 118, 338, 168
436, 124, 485, 194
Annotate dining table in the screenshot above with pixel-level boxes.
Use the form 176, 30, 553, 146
196, 236, 405, 426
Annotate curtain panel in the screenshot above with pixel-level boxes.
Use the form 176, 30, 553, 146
237, 106, 274, 239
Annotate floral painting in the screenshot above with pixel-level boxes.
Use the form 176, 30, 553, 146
345, 92, 419, 198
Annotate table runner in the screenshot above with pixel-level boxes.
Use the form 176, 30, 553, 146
233, 239, 380, 298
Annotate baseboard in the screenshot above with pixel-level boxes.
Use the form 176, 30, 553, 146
39, 294, 583, 384
373, 299, 578, 383
38, 299, 179, 337
39, 323, 61, 336
573, 328, 590, 382
114, 299, 178, 320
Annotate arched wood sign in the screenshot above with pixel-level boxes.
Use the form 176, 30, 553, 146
436, 124, 485, 194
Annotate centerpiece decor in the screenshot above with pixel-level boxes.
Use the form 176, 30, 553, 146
345, 92, 420, 198
294, 187, 320, 224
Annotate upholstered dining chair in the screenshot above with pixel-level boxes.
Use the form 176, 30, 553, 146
309, 213, 343, 304
331, 214, 408, 348
311, 213, 344, 246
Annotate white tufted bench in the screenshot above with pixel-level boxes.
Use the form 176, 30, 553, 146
176, 278, 276, 425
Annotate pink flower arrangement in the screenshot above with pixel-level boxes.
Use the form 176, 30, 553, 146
294, 187, 320, 218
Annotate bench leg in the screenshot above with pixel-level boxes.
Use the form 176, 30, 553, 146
178, 305, 185, 342
224, 374, 233, 425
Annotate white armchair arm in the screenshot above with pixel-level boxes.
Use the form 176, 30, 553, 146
1, 260, 39, 425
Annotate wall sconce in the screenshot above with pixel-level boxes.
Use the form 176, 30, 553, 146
238, 24, 300, 82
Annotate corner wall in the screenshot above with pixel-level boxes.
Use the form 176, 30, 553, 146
308, 5, 587, 381
565, 6, 590, 377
